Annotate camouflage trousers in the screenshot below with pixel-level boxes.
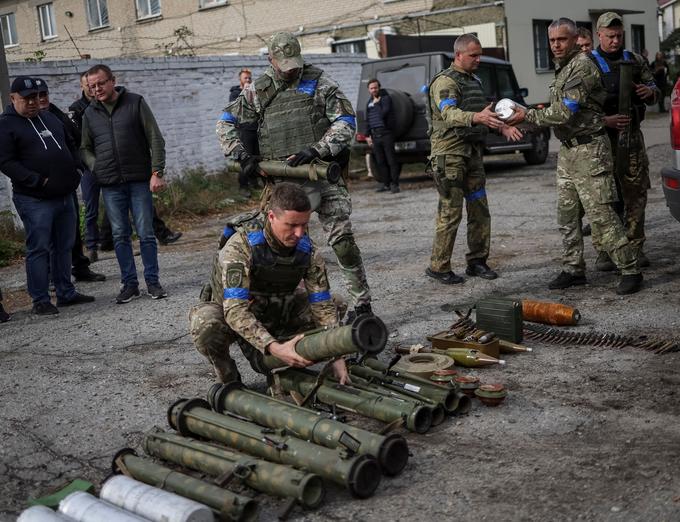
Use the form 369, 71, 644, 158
262, 179, 371, 308
556, 136, 639, 276
609, 129, 651, 252
429, 149, 490, 273
189, 290, 317, 383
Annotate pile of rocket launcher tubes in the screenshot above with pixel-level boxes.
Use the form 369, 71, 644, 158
20, 299, 575, 521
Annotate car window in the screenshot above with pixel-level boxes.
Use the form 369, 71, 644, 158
377, 65, 427, 97
475, 65, 495, 99
496, 67, 517, 98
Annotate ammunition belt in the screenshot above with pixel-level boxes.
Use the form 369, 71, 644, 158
560, 129, 606, 149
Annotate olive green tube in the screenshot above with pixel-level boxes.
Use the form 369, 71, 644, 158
263, 315, 388, 369
276, 368, 433, 434
168, 399, 381, 499
112, 449, 259, 522
224, 159, 341, 184
143, 431, 325, 508
208, 383, 409, 476
362, 358, 472, 416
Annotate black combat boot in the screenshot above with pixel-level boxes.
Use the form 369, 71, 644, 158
616, 273, 643, 295
548, 271, 587, 290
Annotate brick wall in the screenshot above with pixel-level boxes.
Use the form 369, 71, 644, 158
7, 54, 365, 177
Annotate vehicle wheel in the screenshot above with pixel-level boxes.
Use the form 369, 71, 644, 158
384, 89, 415, 139
523, 130, 549, 165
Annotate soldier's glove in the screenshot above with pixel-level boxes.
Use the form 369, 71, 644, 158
287, 147, 320, 167
236, 149, 259, 178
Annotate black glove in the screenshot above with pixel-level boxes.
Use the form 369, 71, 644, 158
287, 147, 320, 167
238, 150, 259, 178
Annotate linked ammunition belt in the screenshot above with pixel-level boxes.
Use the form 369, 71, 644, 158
452, 314, 679, 354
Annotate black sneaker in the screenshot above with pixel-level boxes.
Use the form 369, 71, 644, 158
116, 285, 141, 304
616, 273, 643, 295
425, 267, 464, 285
57, 292, 95, 307
73, 267, 106, 282
0, 303, 10, 323
147, 283, 168, 300
390, 184, 401, 194
548, 271, 587, 290
32, 301, 59, 315
465, 262, 498, 280
376, 185, 390, 193
158, 231, 183, 246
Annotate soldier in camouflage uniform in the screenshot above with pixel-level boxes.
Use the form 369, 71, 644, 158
426, 33, 521, 285
216, 32, 371, 318
189, 183, 349, 384
508, 18, 643, 295
589, 12, 659, 271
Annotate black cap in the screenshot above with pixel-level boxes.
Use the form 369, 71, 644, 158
10, 76, 39, 96
34, 78, 49, 93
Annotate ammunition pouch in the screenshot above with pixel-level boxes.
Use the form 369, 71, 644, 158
431, 155, 461, 199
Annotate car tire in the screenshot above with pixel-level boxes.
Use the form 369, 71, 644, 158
384, 89, 415, 139
523, 129, 549, 165
366, 152, 386, 183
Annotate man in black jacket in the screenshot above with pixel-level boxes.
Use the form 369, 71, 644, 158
229, 68, 259, 197
81, 64, 168, 304
35, 78, 105, 283
365, 79, 401, 193
0, 77, 94, 315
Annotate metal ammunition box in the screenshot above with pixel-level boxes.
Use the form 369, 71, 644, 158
475, 297, 523, 343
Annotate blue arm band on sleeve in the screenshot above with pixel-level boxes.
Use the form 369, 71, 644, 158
308, 290, 331, 303
465, 188, 487, 202
224, 288, 250, 300
335, 115, 356, 128
220, 112, 238, 123
562, 98, 580, 113
438, 98, 458, 111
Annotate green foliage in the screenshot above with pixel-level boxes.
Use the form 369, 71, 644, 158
153, 166, 251, 216
0, 212, 24, 267
24, 50, 47, 63
661, 29, 680, 53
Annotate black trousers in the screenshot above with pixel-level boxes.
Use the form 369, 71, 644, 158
238, 126, 260, 189
372, 130, 400, 186
71, 192, 90, 272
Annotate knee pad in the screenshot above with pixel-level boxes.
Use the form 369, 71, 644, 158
331, 235, 362, 268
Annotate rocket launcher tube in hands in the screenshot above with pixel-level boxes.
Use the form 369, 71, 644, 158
168, 399, 382, 499
224, 158, 342, 184
208, 382, 409, 476
264, 315, 388, 369
143, 430, 325, 508
276, 368, 434, 434
111, 449, 259, 522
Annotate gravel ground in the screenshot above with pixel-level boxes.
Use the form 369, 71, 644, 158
1, 114, 679, 521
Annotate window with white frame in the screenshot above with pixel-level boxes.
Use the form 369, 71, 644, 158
532, 19, 552, 72
331, 39, 367, 54
199, 0, 227, 8
86, 0, 109, 30
37, 3, 57, 40
1, 13, 18, 46
137, 0, 161, 19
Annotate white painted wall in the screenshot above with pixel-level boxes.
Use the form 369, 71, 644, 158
505, 0, 659, 104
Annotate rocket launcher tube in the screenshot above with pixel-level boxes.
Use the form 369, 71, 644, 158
111, 449, 258, 522
168, 399, 382, 499
208, 383, 408, 476
264, 315, 388, 369
143, 431, 325, 508
276, 368, 434, 434
224, 159, 342, 184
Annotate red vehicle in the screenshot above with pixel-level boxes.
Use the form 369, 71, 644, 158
662, 78, 680, 222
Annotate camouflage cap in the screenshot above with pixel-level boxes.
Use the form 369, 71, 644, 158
267, 32, 304, 72
597, 12, 623, 29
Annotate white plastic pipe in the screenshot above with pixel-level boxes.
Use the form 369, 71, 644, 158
58, 492, 148, 522
100, 475, 214, 522
17, 505, 76, 522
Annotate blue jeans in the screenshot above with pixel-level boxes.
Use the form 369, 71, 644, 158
13, 193, 77, 304
101, 181, 159, 287
80, 169, 100, 251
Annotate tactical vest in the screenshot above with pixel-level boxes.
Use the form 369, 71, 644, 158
428, 68, 488, 143
218, 212, 311, 298
588, 49, 646, 124
256, 65, 330, 159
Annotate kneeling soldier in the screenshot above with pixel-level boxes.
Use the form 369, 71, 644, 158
189, 183, 348, 384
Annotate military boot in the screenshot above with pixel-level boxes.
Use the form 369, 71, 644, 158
637, 251, 650, 268
616, 273, 643, 295
548, 271, 587, 290
595, 251, 616, 272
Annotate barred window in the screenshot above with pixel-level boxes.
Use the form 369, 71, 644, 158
137, 0, 161, 19
86, 0, 109, 30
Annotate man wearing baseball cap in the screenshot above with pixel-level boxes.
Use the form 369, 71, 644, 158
217, 32, 373, 321
587, 12, 659, 272
0, 76, 94, 315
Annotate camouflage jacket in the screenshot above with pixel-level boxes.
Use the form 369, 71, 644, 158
216, 64, 356, 159
429, 65, 483, 157
216, 222, 338, 353
525, 48, 607, 141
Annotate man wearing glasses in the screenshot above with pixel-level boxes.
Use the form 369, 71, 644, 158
80, 64, 168, 304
